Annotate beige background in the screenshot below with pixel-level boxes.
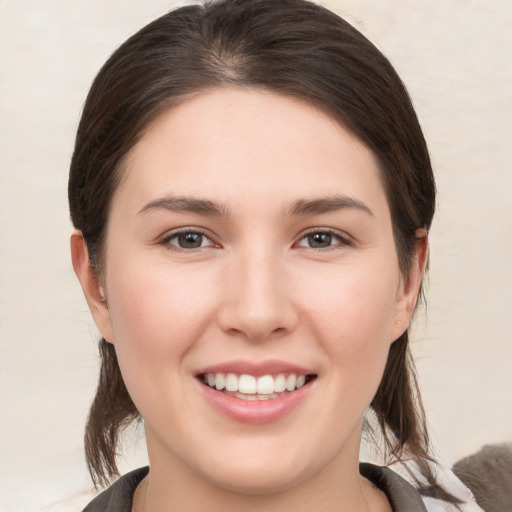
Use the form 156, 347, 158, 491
1, 1, 511, 510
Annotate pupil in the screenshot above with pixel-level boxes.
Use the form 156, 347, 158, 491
179, 233, 202, 248
309, 233, 332, 248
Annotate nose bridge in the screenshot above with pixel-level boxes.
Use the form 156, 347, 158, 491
219, 243, 296, 341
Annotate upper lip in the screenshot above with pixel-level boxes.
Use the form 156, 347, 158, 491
196, 359, 314, 377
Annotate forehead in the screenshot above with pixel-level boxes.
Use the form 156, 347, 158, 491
115, 87, 388, 217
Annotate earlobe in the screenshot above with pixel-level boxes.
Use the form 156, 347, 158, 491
70, 231, 115, 343
391, 231, 429, 342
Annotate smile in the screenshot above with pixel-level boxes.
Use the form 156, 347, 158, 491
199, 372, 315, 401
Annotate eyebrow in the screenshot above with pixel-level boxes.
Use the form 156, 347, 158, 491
138, 196, 231, 217
138, 194, 373, 218
285, 195, 373, 217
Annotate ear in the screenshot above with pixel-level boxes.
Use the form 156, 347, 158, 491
390, 230, 429, 342
70, 230, 115, 344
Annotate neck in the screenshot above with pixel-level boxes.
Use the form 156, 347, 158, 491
138, 435, 389, 512
143, 472, 371, 512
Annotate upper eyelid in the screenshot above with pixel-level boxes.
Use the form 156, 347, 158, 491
159, 227, 217, 246
300, 227, 347, 236
157, 226, 352, 247
296, 227, 352, 242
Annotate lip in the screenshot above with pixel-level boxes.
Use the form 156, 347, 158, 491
198, 379, 313, 424
195, 359, 316, 425
196, 359, 312, 377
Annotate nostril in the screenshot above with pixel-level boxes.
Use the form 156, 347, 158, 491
216, 279, 299, 342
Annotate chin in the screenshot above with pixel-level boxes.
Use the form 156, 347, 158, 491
204, 463, 309, 496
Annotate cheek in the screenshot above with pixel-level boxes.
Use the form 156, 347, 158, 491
305, 261, 399, 343
108, 259, 215, 344
103, 259, 219, 405
300, 260, 399, 392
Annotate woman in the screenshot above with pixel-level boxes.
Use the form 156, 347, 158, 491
69, 0, 484, 510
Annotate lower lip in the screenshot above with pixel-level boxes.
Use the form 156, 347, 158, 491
198, 380, 313, 424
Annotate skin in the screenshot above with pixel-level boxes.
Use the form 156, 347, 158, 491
72, 87, 427, 512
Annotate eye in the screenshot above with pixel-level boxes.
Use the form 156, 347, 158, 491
296, 229, 350, 249
163, 230, 215, 250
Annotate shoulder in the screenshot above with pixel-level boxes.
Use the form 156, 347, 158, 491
388, 459, 486, 512
82, 467, 149, 512
361, 462, 428, 511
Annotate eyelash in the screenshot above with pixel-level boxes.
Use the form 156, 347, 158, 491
159, 228, 217, 252
295, 228, 352, 250
159, 227, 352, 252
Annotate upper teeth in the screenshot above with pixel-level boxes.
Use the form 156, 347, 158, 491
204, 373, 307, 394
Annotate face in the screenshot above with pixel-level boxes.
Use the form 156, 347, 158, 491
74, 88, 422, 495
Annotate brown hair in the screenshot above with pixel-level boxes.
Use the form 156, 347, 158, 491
70, 0, 437, 490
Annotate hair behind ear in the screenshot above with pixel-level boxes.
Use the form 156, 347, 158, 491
370, 332, 431, 465
368, 333, 462, 501
85, 338, 140, 488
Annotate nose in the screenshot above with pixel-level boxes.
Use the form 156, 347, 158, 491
217, 248, 299, 343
